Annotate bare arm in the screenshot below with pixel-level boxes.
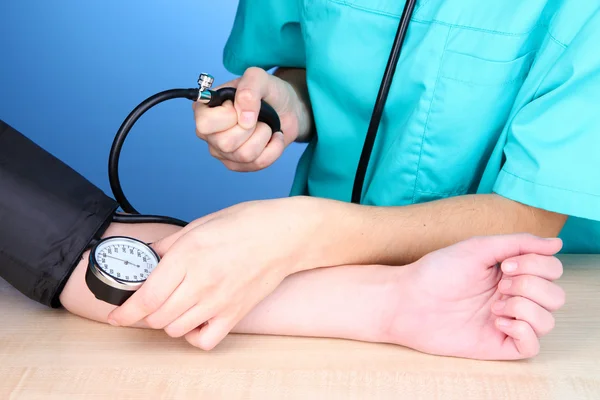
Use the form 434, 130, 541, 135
228, 70, 566, 269
59, 220, 395, 343
273, 67, 314, 142
61, 194, 566, 329
295, 194, 568, 271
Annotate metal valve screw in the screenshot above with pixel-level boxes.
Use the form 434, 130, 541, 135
198, 73, 214, 91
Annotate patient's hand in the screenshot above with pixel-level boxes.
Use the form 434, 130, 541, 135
59, 221, 182, 325
386, 234, 565, 360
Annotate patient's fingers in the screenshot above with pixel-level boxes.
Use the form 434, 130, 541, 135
495, 318, 540, 359
465, 235, 562, 268
497, 274, 566, 312
492, 296, 555, 337
500, 254, 563, 281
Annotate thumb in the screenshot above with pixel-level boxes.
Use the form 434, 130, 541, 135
469, 233, 563, 266
234, 67, 270, 130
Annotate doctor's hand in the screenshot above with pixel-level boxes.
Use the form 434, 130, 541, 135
389, 234, 566, 360
106, 197, 321, 350
194, 67, 311, 172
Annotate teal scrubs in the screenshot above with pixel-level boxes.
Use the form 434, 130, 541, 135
223, 0, 600, 254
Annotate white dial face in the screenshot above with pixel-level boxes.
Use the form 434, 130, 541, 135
93, 237, 159, 283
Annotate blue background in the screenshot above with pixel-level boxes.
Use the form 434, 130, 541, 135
0, 1, 305, 222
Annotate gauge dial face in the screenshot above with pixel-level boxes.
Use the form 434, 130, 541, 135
92, 237, 159, 283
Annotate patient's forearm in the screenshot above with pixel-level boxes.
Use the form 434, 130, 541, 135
232, 265, 400, 343
60, 221, 402, 344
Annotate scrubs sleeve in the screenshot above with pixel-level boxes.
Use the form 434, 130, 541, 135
223, 0, 306, 75
493, 11, 600, 222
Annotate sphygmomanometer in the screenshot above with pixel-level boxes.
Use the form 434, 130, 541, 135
1, 0, 416, 307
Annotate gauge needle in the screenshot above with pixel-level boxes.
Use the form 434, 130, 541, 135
105, 255, 140, 268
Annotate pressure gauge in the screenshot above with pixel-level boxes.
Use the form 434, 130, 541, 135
85, 236, 160, 306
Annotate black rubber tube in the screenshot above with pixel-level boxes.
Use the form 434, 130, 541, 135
108, 85, 282, 227
109, 88, 199, 216
351, 0, 418, 204
111, 212, 189, 227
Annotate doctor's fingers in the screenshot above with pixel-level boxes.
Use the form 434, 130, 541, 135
142, 279, 202, 330
194, 100, 238, 137
219, 122, 274, 164
212, 131, 285, 172
163, 299, 225, 341
234, 67, 272, 131
107, 258, 187, 327
203, 122, 256, 154
184, 314, 238, 351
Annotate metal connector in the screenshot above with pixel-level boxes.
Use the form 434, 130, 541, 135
198, 73, 214, 91
197, 73, 214, 103
197, 90, 212, 103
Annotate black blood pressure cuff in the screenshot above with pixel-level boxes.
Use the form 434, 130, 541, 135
0, 119, 119, 308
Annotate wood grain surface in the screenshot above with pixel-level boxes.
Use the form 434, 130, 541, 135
2, 255, 599, 399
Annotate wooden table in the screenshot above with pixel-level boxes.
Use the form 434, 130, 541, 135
2, 255, 599, 399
